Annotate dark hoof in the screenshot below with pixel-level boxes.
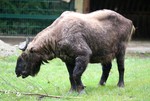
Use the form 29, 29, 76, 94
99, 80, 106, 86
77, 86, 86, 94
78, 89, 86, 95
67, 87, 86, 95
117, 82, 124, 87
68, 88, 76, 94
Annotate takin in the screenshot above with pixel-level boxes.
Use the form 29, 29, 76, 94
15, 9, 135, 93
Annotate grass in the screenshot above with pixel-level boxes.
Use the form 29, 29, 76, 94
0, 54, 150, 101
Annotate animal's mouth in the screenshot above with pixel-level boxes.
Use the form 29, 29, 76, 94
16, 71, 29, 79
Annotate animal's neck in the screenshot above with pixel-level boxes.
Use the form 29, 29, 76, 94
38, 32, 57, 58
27, 26, 58, 60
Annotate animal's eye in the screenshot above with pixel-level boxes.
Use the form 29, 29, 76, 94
30, 47, 37, 53
30, 48, 34, 53
21, 53, 28, 60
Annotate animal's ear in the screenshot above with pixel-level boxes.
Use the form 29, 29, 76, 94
29, 47, 36, 53
19, 37, 30, 51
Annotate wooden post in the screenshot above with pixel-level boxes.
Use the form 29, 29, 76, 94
75, 0, 83, 13
83, 0, 90, 13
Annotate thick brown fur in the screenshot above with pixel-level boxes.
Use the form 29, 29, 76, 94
27, 10, 135, 63
16, 9, 135, 93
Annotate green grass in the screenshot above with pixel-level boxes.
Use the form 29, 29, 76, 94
0, 54, 150, 101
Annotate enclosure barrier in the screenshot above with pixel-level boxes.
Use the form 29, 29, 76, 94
0, 0, 75, 36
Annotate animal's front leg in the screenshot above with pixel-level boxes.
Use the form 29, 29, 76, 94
65, 62, 77, 92
73, 55, 89, 93
58, 36, 92, 93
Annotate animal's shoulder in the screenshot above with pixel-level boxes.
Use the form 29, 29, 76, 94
60, 11, 86, 20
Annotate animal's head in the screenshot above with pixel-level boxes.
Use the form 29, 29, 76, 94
15, 38, 44, 78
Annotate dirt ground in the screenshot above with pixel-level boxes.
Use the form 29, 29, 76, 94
0, 40, 17, 57
0, 36, 150, 57
127, 41, 150, 53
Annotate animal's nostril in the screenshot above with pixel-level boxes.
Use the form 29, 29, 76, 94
21, 71, 29, 78
22, 71, 27, 75
15, 69, 21, 77
16, 72, 21, 77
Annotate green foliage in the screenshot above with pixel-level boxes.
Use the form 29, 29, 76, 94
0, 0, 73, 35
0, 55, 150, 101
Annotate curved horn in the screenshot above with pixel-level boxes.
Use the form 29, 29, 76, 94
19, 37, 30, 51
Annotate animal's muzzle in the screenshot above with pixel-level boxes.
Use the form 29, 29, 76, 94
15, 69, 29, 79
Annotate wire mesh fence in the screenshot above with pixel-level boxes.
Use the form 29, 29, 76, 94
0, 0, 75, 36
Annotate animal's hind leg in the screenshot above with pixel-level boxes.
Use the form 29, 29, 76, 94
116, 46, 125, 87
99, 62, 112, 85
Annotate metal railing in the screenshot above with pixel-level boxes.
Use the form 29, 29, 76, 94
0, 0, 75, 36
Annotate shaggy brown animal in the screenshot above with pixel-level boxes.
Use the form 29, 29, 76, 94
15, 9, 135, 93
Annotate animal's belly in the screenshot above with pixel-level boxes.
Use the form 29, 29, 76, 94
90, 53, 116, 63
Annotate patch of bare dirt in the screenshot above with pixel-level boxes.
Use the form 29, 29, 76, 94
0, 40, 17, 57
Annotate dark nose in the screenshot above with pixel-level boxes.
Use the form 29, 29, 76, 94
21, 71, 29, 78
15, 68, 22, 77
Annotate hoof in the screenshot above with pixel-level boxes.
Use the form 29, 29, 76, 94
68, 88, 76, 94
99, 80, 106, 86
117, 82, 124, 87
67, 87, 86, 95
78, 89, 86, 95
77, 86, 86, 94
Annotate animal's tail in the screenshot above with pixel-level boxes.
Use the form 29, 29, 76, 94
131, 25, 136, 35
128, 24, 135, 42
